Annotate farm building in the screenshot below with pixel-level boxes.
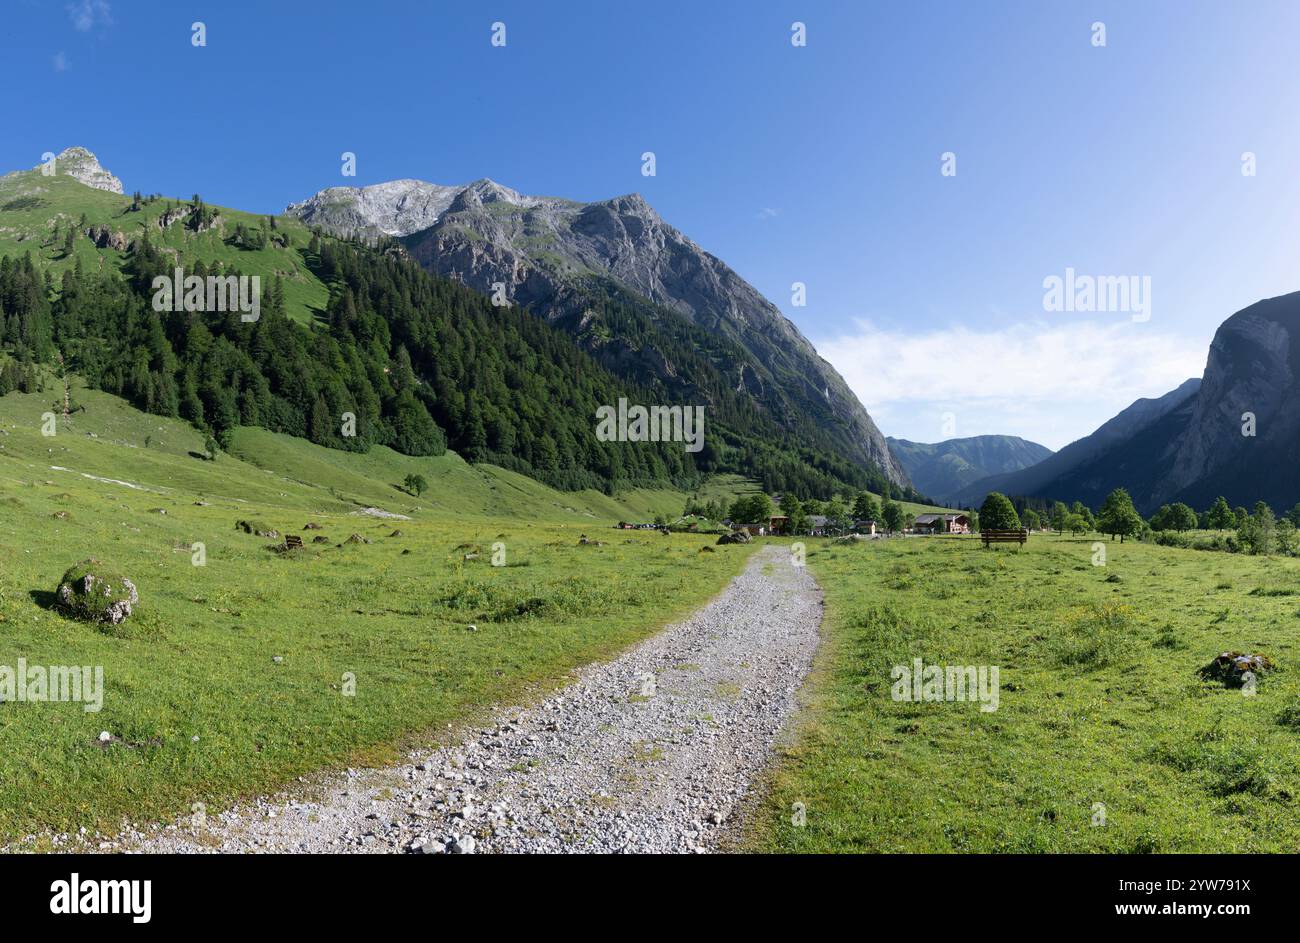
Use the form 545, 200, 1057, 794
913, 513, 971, 534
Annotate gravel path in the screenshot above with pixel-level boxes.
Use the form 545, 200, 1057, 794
124, 544, 822, 854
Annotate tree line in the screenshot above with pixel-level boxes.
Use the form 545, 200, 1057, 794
0, 223, 921, 499
980, 487, 1300, 555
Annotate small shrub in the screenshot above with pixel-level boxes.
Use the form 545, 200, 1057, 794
1153, 622, 1182, 649
235, 519, 278, 537
1277, 702, 1300, 728
1155, 740, 1279, 797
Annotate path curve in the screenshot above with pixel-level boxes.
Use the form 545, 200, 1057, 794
128, 543, 822, 854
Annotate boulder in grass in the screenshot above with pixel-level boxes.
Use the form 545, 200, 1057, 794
717, 531, 751, 545
345, 533, 371, 544
1200, 651, 1274, 687
56, 559, 139, 625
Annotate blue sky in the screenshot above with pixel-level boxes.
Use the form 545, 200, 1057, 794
7, 0, 1300, 449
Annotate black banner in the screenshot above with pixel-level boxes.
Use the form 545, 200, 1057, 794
1, 853, 1281, 929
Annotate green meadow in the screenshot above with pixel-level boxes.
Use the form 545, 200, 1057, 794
0, 171, 329, 325
747, 534, 1300, 853
0, 383, 754, 843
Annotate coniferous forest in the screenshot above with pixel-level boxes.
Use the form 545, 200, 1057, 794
0, 229, 916, 500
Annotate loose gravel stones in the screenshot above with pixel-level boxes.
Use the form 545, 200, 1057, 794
115, 545, 822, 855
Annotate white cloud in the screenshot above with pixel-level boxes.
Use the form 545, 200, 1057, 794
755, 207, 780, 220
815, 318, 1209, 450
53, 51, 70, 72
68, 0, 111, 32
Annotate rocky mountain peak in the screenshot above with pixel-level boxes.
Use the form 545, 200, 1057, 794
287, 173, 913, 489
285, 178, 464, 238
43, 146, 123, 194
458, 178, 544, 208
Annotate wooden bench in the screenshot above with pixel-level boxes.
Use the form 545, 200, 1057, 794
980, 528, 1028, 547
284, 534, 304, 550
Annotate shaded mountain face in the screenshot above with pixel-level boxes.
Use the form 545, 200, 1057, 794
949, 379, 1202, 510
286, 178, 911, 489
1159, 292, 1300, 512
952, 290, 1300, 515
886, 435, 1053, 503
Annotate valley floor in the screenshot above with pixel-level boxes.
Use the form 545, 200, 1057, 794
0, 386, 756, 847
7, 383, 1298, 854
114, 545, 821, 854
744, 534, 1300, 853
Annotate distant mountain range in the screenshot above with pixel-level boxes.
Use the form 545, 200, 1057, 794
287, 177, 912, 492
952, 290, 1300, 514
886, 435, 1052, 503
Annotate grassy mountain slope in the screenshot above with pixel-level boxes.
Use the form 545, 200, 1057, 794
0, 380, 757, 842
2, 158, 899, 501
0, 168, 328, 325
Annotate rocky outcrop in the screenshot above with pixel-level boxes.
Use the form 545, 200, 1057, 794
156, 205, 191, 229
84, 224, 130, 251
286, 179, 465, 239
1163, 303, 1296, 499
43, 147, 123, 194
287, 177, 911, 488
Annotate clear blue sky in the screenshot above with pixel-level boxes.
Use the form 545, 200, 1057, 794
7, 0, 1300, 449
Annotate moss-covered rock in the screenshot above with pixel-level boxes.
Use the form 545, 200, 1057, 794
56, 559, 139, 625
1199, 651, 1274, 687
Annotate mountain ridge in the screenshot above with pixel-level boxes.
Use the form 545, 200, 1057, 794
949, 379, 1202, 509
0, 149, 910, 502
886, 434, 1053, 503
950, 289, 1300, 515
287, 176, 912, 490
